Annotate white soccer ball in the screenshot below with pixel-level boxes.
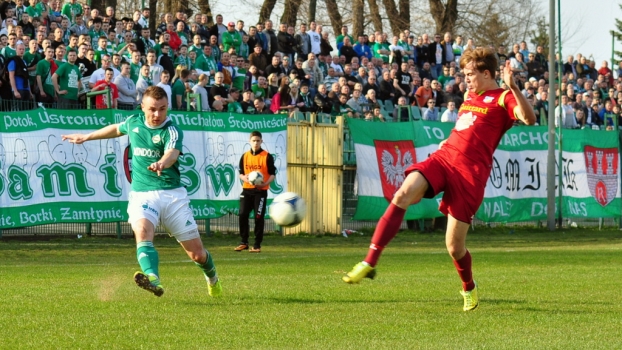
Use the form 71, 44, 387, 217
248, 171, 264, 186
269, 192, 307, 228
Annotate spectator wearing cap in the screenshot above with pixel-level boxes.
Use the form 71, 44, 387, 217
222, 21, 242, 54
248, 43, 268, 74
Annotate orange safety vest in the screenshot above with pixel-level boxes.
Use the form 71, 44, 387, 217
242, 150, 271, 190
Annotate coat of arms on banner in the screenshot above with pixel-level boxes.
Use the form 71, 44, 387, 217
584, 146, 618, 207
374, 140, 416, 202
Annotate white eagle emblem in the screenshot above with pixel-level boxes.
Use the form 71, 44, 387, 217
381, 146, 414, 188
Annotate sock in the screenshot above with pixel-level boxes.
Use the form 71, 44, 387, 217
453, 250, 475, 291
364, 203, 406, 267
136, 241, 159, 278
195, 249, 218, 284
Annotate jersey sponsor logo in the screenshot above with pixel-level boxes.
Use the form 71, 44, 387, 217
152, 135, 161, 144
133, 147, 162, 158
374, 140, 416, 203
584, 146, 618, 207
456, 111, 477, 131
459, 104, 488, 115
483, 96, 495, 103
132, 127, 139, 133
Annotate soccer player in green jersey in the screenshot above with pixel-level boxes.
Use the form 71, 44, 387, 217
61, 86, 222, 298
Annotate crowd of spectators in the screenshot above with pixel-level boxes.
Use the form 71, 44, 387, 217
0, 1, 620, 128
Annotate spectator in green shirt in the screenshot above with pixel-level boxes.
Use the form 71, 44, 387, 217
61, 0, 82, 25
227, 88, 243, 113
52, 49, 82, 109
222, 22, 242, 54
129, 50, 142, 83
335, 25, 354, 51
172, 68, 190, 110
36, 46, 57, 106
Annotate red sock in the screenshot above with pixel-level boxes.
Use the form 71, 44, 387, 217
453, 250, 475, 291
364, 203, 406, 267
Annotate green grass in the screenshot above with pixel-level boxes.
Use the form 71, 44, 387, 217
1, 227, 622, 349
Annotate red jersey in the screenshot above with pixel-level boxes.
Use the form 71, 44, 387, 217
436, 88, 518, 184
94, 80, 119, 109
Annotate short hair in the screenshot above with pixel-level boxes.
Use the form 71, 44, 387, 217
143, 86, 168, 101
93, 18, 102, 25
459, 47, 498, 77
180, 69, 190, 79
105, 67, 114, 73
250, 131, 262, 139
161, 70, 170, 76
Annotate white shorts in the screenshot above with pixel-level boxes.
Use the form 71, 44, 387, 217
127, 187, 199, 241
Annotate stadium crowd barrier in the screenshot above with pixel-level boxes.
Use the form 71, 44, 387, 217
0, 103, 620, 238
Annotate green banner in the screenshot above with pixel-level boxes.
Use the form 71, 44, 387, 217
348, 119, 621, 222
0, 108, 288, 229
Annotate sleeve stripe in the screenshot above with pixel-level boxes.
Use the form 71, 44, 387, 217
498, 90, 510, 109
166, 126, 178, 150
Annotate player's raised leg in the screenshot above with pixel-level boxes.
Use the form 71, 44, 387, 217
445, 215, 477, 311
133, 218, 164, 297
179, 235, 222, 297
343, 172, 429, 283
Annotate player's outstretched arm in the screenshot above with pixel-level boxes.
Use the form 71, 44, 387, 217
503, 61, 537, 125
148, 148, 180, 176
61, 124, 123, 144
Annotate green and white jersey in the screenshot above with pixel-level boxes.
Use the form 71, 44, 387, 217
55, 62, 81, 100
1, 46, 16, 59
118, 114, 184, 192
61, 2, 82, 24
35, 59, 55, 97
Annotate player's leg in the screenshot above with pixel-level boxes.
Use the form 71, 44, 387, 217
236, 189, 254, 251
178, 235, 222, 297
250, 190, 268, 252
445, 214, 478, 311
162, 189, 222, 297
132, 218, 165, 296
343, 171, 429, 283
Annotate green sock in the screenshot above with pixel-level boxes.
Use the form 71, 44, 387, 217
195, 249, 217, 280
136, 241, 160, 278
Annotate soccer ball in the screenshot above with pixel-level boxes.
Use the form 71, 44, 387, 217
269, 192, 307, 228
248, 171, 264, 185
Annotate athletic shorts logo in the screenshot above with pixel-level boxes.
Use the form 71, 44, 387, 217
141, 203, 159, 216
584, 146, 618, 207
152, 135, 161, 144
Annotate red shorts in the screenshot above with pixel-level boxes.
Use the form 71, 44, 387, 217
405, 153, 485, 224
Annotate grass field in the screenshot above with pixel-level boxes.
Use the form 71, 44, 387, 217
1, 227, 622, 349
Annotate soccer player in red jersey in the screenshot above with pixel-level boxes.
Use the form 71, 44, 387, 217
343, 47, 537, 311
